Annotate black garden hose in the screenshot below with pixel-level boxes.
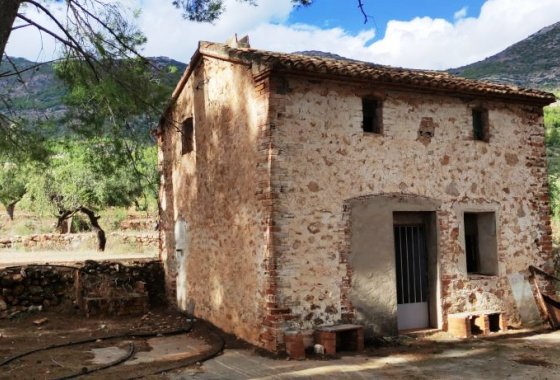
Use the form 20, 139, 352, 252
0, 319, 227, 380
0, 322, 193, 369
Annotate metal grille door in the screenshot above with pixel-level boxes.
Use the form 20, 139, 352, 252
394, 224, 428, 304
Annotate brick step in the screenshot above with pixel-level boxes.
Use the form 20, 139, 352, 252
447, 310, 507, 338
314, 324, 364, 355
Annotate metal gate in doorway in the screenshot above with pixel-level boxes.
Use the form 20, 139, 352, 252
394, 224, 429, 330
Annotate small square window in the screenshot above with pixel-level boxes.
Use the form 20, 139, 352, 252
362, 98, 382, 134
181, 117, 194, 155
472, 108, 489, 142
464, 212, 498, 275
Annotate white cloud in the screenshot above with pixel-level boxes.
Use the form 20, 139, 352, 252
244, 0, 560, 70
135, 0, 294, 61
5, 0, 295, 63
360, 0, 560, 69
454, 6, 468, 20
5, 0, 560, 70
238, 0, 560, 70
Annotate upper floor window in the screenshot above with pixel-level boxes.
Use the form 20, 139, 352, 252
472, 108, 489, 142
362, 98, 382, 134
181, 117, 194, 155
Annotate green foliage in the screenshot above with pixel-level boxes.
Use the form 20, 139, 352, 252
172, 0, 312, 22
545, 104, 560, 218
23, 139, 156, 217
0, 161, 27, 209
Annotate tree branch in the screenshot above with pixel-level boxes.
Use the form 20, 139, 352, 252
3, 54, 27, 87
11, 23, 31, 31
69, 0, 148, 63
19, 1, 100, 79
357, 0, 370, 24
0, 58, 62, 78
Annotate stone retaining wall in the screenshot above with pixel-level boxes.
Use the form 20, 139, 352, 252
0, 232, 158, 250
0, 260, 165, 318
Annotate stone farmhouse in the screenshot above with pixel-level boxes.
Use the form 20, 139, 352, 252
156, 37, 556, 352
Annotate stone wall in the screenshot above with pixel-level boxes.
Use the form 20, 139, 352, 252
266, 74, 552, 336
0, 232, 158, 250
161, 56, 553, 351
0, 265, 75, 317
158, 57, 273, 347
0, 260, 165, 318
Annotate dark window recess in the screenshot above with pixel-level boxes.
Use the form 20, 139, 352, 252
362, 98, 382, 134
464, 213, 479, 273
472, 109, 488, 141
181, 118, 194, 155
464, 212, 498, 275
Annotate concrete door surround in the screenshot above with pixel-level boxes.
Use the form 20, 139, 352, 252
346, 194, 441, 337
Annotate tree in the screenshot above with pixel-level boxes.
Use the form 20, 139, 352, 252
545, 105, 560, 219
0, 161, 27, 220
1, 1, 173, 246
0, 0, 320, 66
24, 139, 155, 250
172, 0, 313, 22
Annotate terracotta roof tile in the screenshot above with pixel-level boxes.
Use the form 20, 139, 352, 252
199, 41, 556, 105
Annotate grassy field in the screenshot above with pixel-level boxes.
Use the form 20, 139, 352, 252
0, 207, 158, 261
0, 207, 155, 236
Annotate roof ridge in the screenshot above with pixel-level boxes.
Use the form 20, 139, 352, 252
196, 41, 556, 105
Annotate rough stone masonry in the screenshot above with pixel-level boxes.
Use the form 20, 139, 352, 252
157, 39, 556, 352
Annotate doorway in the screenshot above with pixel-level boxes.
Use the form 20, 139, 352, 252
394, 213, 430, 330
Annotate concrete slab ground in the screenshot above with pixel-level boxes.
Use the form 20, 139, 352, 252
90, 335, 211, 366
173, 329, 560, 380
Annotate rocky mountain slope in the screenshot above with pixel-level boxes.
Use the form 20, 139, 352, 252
0, 57, 186, 121
449, 21, 560, 89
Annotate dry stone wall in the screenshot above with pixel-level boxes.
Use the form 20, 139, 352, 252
0, 265, 75, 317
0, 260, 165, 319
0, 232, 158, 250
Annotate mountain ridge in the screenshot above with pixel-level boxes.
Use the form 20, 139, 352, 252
0, 57, 186, 121
449, 21, 560, 89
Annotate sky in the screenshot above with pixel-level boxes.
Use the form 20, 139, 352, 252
5, 0, 560, 70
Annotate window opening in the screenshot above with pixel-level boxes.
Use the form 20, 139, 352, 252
181, 118, 194, 155
362, 98, 382, 134
472, 108, 488, 142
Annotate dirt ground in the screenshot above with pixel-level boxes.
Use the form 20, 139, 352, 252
2, 309, 560, 380
0, 308, 233, 379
